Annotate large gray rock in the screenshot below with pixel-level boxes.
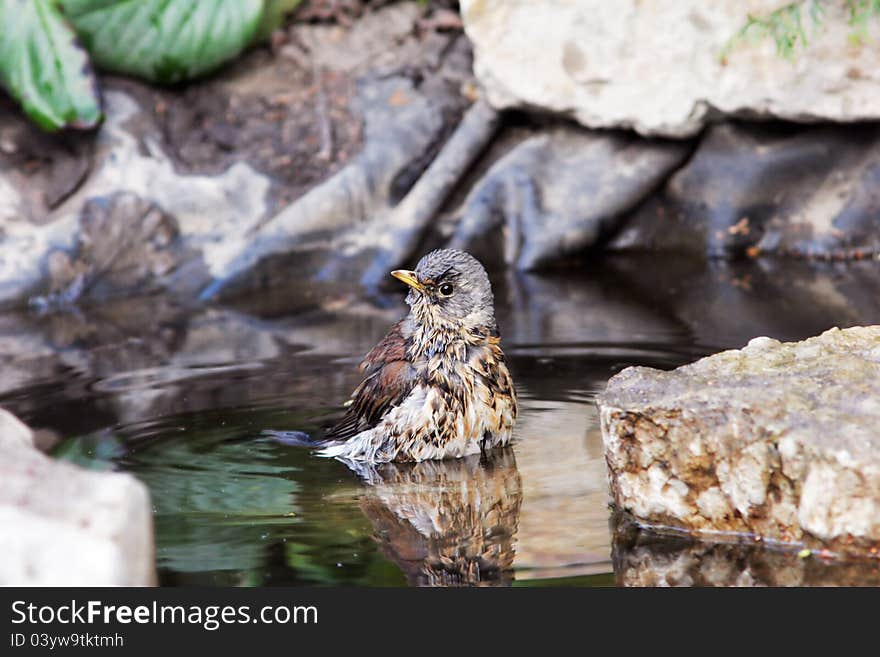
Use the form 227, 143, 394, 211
462, 0, 880, 137
599, 326, 880, 556
447, 127, 690, 270
0, 88, 270, 308
609, 122, 880, 258
0, 408, 155, 585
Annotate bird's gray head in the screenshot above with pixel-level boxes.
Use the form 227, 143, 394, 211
391, 249, 496, 334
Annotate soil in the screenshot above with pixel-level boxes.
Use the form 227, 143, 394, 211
112, 0, 465, 212
0, 95, 96, 223
0, 0, 464, 219
110, 48, 362, 212
295, 0, 459, 26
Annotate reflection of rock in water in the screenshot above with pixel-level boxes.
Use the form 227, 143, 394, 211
612, 514, 880, 587
348, 449, 522, 587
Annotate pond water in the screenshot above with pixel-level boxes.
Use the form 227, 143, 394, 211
2, 255, 880, 586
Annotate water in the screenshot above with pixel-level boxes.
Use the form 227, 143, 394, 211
3, 255, 880, 586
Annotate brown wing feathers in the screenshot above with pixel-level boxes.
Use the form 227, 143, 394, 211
325, 320, 416, 441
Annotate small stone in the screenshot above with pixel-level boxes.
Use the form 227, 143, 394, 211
746, 336, 778, 350
0, 408, 155, 585
0, 134, 16, 154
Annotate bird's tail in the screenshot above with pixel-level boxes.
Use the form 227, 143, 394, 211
262, 429, 323, 448
312, 440, 351, 458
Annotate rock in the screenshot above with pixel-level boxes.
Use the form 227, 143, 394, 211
0, 408, 155, 585
461, 1, 880, 137
205, 80, 489, 298
7, 2, 880, 310
356, 98, 501, 288
609, 122, 880, 258
598, 326, 880, 556
447, 127, 690, 270
0, 407, 33, 448
0, 89, 270, 309
29, 193, 202, 310
438, 119, 880, 266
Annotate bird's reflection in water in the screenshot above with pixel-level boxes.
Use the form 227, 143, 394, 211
340, 449, 522, 587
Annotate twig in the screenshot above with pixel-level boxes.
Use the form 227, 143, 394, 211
314, 64, 334, 162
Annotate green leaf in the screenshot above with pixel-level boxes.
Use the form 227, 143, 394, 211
255, 0, 302, 43
60, 0, 266, 84
0, 0, 102, 131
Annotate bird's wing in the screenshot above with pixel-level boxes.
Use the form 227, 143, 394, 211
325, 320, 418, 441
360, 319, 409, 368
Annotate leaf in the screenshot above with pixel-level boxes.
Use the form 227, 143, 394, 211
60, 0, 266, 84
0, 0, 102, 131
255, 0, 302, 43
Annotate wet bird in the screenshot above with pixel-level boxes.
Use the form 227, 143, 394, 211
318, 249, 517, 463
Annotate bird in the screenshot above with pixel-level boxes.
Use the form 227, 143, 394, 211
317, 249, 517, 463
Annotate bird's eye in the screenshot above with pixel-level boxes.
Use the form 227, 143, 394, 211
438, 283, 454, 297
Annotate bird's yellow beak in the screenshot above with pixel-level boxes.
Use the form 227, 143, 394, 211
391, 270, 425, 291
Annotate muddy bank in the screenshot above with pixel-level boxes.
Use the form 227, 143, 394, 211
0, 2, 474, 308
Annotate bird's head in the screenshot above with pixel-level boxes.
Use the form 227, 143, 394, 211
391, 249, 496, 334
